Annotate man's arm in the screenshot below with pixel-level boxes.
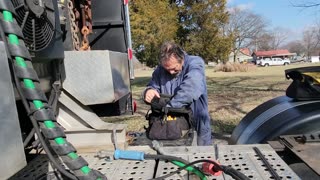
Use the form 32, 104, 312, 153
168, 58, 206, 108
142, 67, 161, 103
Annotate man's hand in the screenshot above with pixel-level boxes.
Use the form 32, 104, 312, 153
145, 89, 160, 103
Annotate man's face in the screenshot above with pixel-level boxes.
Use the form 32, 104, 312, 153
161, 55, 183, 76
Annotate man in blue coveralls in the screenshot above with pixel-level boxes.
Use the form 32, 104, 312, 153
143, 41, 212, 146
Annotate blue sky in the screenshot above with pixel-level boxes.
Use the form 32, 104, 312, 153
227, 0, 319, 41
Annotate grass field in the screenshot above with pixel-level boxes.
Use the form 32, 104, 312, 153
126, 63, 320, 135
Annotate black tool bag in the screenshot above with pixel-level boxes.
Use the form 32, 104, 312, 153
145, 94, 194, 140
285, 66, 320, 100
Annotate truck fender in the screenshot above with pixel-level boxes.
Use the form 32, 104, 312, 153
229, 96, 320, 144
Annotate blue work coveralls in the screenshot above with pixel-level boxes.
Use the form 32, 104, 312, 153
145, 54, 212, 145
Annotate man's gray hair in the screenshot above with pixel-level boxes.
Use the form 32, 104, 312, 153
159, 41, 184, 64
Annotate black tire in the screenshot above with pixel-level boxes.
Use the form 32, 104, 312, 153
284, 62, 289, 66
264, 63, 269, 67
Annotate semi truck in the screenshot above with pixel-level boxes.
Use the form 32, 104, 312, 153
0, 0, 134, 178
0, 0, 319, 179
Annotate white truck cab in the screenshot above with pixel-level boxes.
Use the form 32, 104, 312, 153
258, 57, 290, 67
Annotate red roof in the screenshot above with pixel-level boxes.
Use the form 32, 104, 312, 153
253, 49, 291, 57
240, 48, 250, 56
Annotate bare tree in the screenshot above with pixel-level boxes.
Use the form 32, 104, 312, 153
284, 40, 306, 55
290, 0, 320, 8
303, 26, 320, 58
269, 27, 290, 49
226, 7, 266, 62
254, 27, 290, 51
290, 0, 320, 17
289, 1, 320, 58
255, 32, 273, 51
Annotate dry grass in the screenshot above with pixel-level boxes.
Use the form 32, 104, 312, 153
129, 63, 320, 134
214, 62, 257, 72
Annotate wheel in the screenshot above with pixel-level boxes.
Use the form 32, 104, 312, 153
264, 63, 269, 67
284, 62, 289, 66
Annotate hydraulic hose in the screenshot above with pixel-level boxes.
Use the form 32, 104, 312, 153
151, 159, 250, 180
114, 150, 207, 180
23, 128, 35, 147
114, 149, 250, 180
0, 15, 76, 180
150, 141, 206, 179
144, 154, 207, 180
0, 1, 106, 179
0, 17, 78, 180
171, 160, 207, 180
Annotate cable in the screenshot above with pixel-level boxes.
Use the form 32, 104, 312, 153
171, 160, 207, 180
221, 165, 250, 180
114, 149, 248, 180
23, 128, 35, 147
150, 159, 249, 180
150, 141, 206, 178
144, 154, 207, 180
145, 154, 191, 164
149, 161, 198, 180
30, 115, 77, 180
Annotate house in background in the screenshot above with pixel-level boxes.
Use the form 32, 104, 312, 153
229, 48, 252, 63
252, 49, 296, 62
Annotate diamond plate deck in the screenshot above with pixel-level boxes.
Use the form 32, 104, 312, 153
157, 145, 300, 180
11, 144, 301, 180
11, 154, 156, 180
